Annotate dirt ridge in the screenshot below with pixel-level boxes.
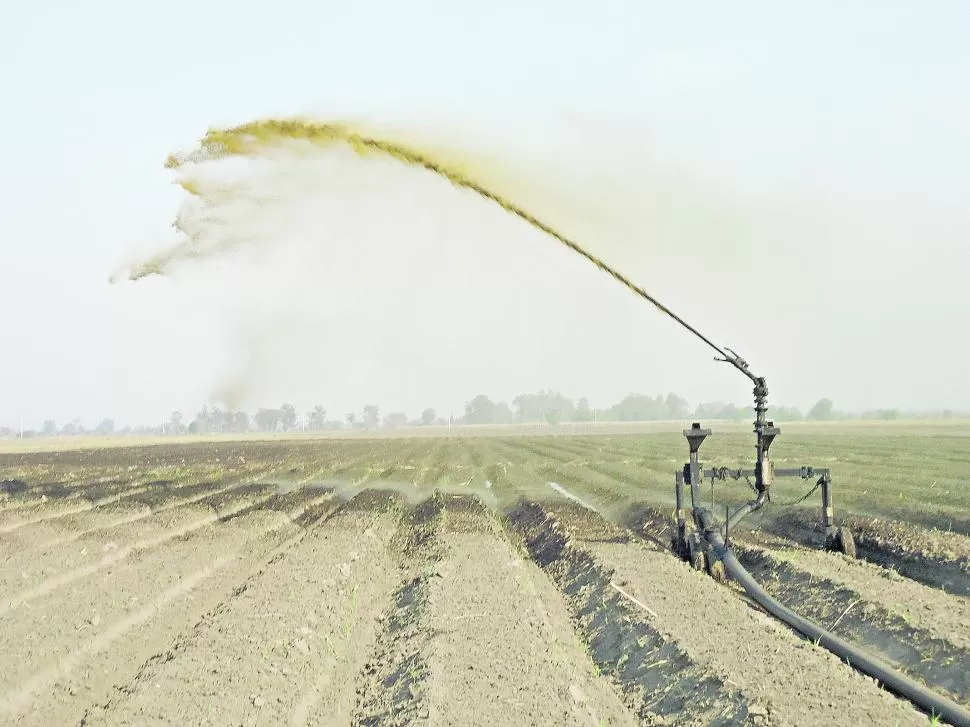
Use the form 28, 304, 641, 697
352, 494, 443, 726
507, 501, 752, 726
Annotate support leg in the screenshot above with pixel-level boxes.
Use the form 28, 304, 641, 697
820, 474, 835, 539
821, 474, 857, 558
674, 471, 687, 559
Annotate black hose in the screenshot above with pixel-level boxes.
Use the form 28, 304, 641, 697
697, 494, 970, 723
725, 491, 768, 533
720, 548, 970, 726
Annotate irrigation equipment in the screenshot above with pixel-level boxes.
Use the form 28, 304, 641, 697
668, 368, 970, 726
671, 377, 856, 577
150, 118, 967, 721
544, 229, 970, 722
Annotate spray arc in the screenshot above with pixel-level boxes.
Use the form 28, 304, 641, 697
138, 118, 969, 725
596, 244, 970, 726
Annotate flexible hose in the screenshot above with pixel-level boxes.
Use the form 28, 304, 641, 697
720, 548, 970, 726
689, 479, 970, 724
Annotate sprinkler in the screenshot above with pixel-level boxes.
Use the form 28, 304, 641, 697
671, 354, 856, 581
665, 352, 970, 727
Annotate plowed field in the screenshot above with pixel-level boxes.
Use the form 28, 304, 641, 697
1, 430, 968, 726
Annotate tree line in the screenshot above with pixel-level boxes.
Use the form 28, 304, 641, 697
4, 393, 963, 440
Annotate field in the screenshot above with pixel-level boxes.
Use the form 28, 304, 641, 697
1, 422, 968, 726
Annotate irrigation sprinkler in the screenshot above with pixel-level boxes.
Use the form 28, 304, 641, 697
522, 230, 970, 723
670, 366, 856, 579
663, 357, 970, 726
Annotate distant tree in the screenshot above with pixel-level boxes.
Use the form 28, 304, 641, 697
280, 404, 298, 431
693, 401, 748, 421
61, 418, 83, 435
463, 394, 499, 425
362, 405, 380, 429
495, 402, 514, 425
611, 393, 664, 421
383, 412, 409, 429
513, 390, 575, 424
169, 411, 184, 435
694, 401, 724, 420
419, 408, 436, 426
346, 412, 357, 428
255, 408, 283, 432
807, 398, 835, 421
194, 406, 211, 435
95, 419, 115, 435
664, 393, 691, 419
771, 406, 804, 422
719, 404, 748, 421
308, 405, 327, 431
226, 411, 250, 433
573, 397, 594, 422
209, 407, 228, 433
42, 420, 57, 436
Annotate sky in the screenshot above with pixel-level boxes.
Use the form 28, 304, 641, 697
1, 1, 968, 429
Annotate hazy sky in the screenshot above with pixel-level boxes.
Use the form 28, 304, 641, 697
2, 1, 968, 429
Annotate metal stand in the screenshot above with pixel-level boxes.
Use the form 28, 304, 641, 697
673, 378, 856, 574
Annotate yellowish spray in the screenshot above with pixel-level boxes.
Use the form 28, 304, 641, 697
121, 117, 698, 337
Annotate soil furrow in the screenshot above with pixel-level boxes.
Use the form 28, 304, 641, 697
0, 482, 158, 533
511, 500, 930, 726
1, 487, 338, 726
2, 465, 283, 554
81, 490, 400, 727
733, 543, 970, 703
736, 530, 970, 651
351, 495, 443, 726
0, 484, 279, 613
0, 430, 964, 726
762, 509, 970, 597
422, 495, 637, 726
507, 501, 751, 726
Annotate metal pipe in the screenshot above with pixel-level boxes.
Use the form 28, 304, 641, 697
719, 546, 970, 726
725, 490, 769, 533
821, 473, 835, 537
675, 471, 686, 554
689, 474, 705, 531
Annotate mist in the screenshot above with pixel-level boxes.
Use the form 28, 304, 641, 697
107, 111, 967, 422
2, 2, 968, 429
